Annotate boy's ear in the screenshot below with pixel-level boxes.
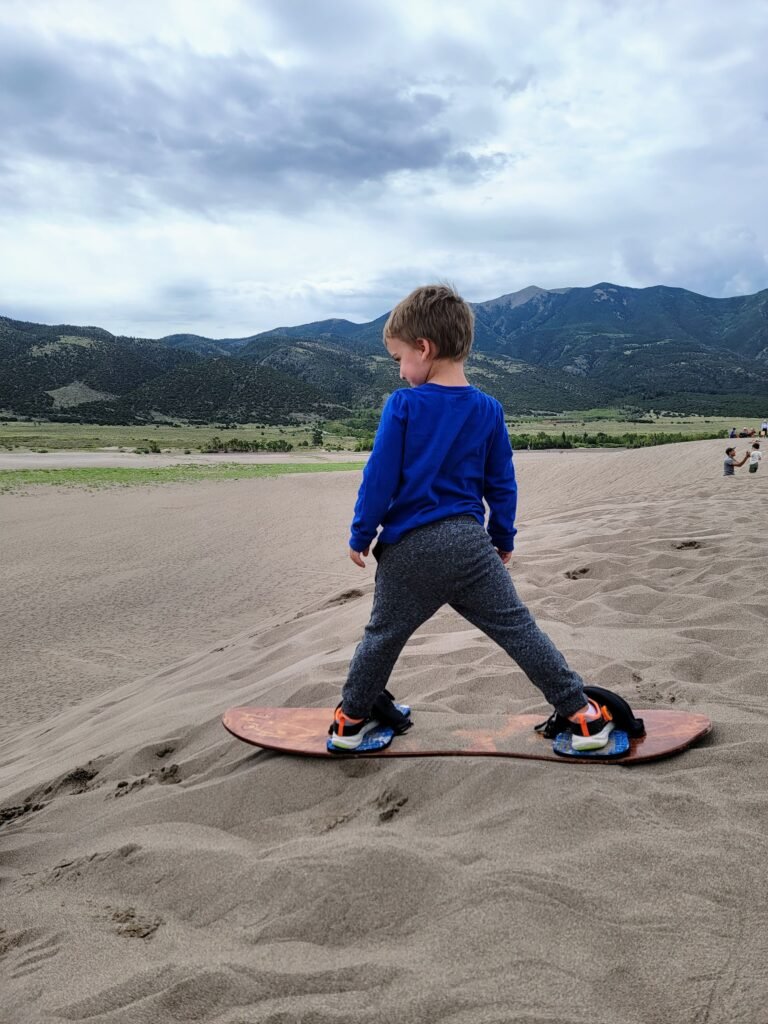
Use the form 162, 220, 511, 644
417, 337, 437, 360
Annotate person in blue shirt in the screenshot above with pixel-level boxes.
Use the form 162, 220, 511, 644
329, 284, 613, 753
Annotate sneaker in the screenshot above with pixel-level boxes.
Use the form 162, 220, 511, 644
328, 704, 382, 751
569, 698, 614, 751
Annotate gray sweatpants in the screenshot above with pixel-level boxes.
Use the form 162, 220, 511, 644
342, 515, 587, 719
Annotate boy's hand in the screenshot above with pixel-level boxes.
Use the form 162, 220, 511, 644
349, 546, 370, 568
496, 549, 512, 564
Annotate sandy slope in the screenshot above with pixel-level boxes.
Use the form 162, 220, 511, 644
1, 439, 767, 1024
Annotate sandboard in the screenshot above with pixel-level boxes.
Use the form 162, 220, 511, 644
222, 707, 711, 765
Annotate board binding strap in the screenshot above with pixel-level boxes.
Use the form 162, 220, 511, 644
535, 685, 646, 760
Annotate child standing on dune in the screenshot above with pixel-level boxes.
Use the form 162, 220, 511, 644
328, 284, 614, 753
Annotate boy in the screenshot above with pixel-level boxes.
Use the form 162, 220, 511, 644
328, 284, 613, 753
749, 442, 762, 474
724, 446, 749, 476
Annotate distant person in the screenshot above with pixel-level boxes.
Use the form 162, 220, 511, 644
760, 420, 768, 437
749, 442, 762, 474
328, 284, 616, 753
728, 427, 737, 438
724, 447, 749, 476
738, 428, 756, 438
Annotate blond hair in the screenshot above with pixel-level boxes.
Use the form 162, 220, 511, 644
383, 284, 474, 360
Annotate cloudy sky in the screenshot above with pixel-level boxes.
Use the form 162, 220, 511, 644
1, 0, 767, 338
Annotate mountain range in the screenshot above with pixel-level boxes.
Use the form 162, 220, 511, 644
2, 282, 767, 424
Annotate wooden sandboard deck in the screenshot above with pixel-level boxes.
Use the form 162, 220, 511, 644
223, 707, 712, 765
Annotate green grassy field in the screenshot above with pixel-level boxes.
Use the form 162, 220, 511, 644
506, 411, 741, 438
0, 421, 359, 452
0, 462, 365, 492
0, 410, 748, 454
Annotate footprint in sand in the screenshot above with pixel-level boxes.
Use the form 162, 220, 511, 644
0, 798, 46, 828
564, 567, 591, 580
1, 761, 104, 830
635, 679, 677, 705
107, 907, 163, 940
44, 763, 101, 796
324, 589, 365, 608
377, 789, 408, 823
114, 763, 180, 798
674, 540, 702, 550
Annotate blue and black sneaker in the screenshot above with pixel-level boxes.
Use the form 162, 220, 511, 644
328, 690, 412, 751
568, 698, 614, 751
328, 705, 382, 750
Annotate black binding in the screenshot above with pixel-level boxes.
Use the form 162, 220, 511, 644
328, 689, 412, 736
371, 689, 413, 734
534, 685, 645, 739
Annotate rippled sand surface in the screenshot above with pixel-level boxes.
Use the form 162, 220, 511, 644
2, 439, 766, 1024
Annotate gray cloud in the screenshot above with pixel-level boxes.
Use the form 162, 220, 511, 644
493, 70, 536, 99
0, 29, 501, 216
1, 0, 767, 337
255, 0, 390, 51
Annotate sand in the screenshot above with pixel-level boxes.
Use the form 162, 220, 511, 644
1, 438, 767, 1023
0, 451, 366, 470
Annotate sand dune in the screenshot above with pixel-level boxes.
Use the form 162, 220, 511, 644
2, 438, 767, 1023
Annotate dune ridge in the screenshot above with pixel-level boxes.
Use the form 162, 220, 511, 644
2, 439, 767, 1023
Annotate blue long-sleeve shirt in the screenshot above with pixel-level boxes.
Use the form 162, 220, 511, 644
349, 383, 517, 552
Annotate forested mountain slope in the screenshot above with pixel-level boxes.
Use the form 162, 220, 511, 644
2, 282, 767, 422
